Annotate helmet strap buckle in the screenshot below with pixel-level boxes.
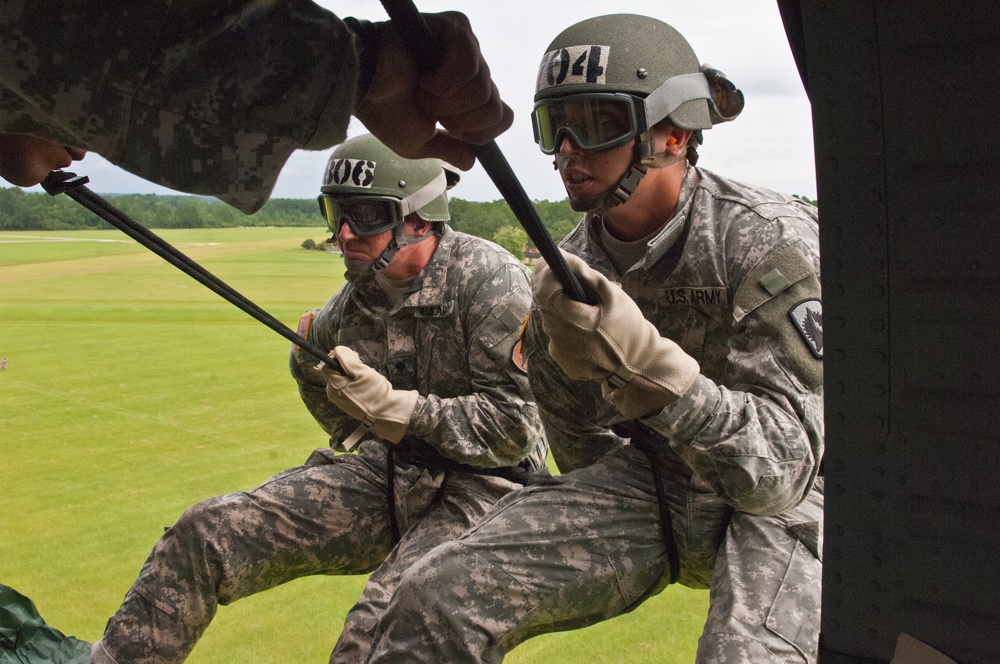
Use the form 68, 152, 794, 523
371, 239, 399, 273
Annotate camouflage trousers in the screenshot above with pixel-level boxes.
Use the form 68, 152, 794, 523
93, 443, 519, 664
364, 443, 823, 663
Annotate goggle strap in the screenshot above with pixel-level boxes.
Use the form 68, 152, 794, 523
642, 72, 713, 127
637, 130, 657, 159
399, 170, 448, 217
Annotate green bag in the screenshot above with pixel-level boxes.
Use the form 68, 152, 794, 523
0, 585, 90, 664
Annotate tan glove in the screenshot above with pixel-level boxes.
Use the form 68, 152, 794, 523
532, 251, 700, 419
320, 346, 418, 443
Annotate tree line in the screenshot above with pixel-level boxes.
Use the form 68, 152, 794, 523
0, 185, 819, 260
0, 187, 318, 231
0, 186, 582, 252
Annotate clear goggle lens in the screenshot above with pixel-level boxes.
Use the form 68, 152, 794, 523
532, 94, 640, 154
318, 195, 402, 237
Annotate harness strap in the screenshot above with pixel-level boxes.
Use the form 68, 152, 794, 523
630, 431, 681, 585
384, 435, 534, 546
385, 444, 402, 543
611, 420, 680, 599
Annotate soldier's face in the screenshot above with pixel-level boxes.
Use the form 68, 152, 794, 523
552, 134, 634, 212
336, 219, 395, 269
0, 133, 86, 186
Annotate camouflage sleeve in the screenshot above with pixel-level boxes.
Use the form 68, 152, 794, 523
406, 262, 544, 469
288, 308, 359, 447
523, 309, 625, 473
644, 216, 824, 516
0, 1, 358, 213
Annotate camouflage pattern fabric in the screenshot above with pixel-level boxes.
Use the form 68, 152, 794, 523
290, 229, 546, 472
364, 166, 824, 663
0, 1, 357, 213
94, 229, 545, 664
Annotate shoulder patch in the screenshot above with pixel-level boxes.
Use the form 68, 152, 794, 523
294, 311, 314, 350
511, 314, 531, 374
788, 299, 823, 359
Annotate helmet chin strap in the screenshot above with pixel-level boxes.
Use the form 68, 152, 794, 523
345, 172, 449, 275
351, 219, 438, 275
370, 238, 400, 273
342, 231, 401, 275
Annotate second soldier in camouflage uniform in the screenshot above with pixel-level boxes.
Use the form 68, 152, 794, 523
365, 15, 823, 664
90, 134, 546, 664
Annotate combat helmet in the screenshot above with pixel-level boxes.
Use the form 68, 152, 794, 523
318, 133, 459, 272
532, 13, 744, 211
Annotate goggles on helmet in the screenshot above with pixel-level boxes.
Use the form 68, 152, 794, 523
317, 169, 449, 237
531, 93, 643, 155
318, 195, 403, 237
532, 70, 744, 155
702, 66, 745, 124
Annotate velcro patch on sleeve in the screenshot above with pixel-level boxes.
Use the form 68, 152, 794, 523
733, 244, 816, 321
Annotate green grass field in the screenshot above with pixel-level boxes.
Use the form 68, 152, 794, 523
0, 227, 708, 662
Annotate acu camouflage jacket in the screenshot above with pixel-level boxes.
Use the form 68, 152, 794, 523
524, 166, 823, 516
291, 228, 547, 472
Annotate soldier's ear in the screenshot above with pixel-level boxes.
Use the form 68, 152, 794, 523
412, 218, 431, 236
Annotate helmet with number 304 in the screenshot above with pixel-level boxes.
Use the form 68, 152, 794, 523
532, 14, 743, 154
531, 14, 744, 212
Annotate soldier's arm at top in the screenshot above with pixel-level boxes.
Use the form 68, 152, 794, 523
0, 2, 511, 212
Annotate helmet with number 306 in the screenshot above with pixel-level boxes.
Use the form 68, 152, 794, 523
317, 134, 460, 272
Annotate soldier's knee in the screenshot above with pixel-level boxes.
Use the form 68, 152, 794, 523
162, 493, 249, 553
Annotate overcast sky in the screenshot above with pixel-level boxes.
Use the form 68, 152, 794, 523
20, 1, 816, 205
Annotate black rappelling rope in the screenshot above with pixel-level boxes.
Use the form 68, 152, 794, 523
379, 0, 594, 305
41, 169, 341, 372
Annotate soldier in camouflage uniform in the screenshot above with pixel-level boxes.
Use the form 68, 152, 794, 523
0, 2, 512, 211
364, 15, 824, 664
90, 134, 546, 664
